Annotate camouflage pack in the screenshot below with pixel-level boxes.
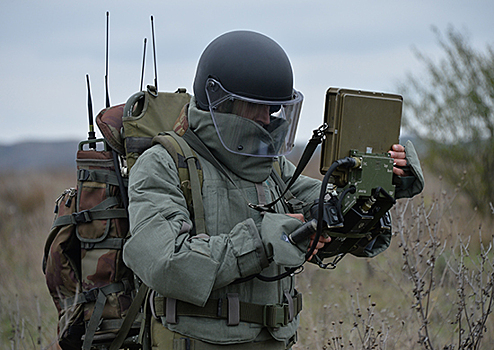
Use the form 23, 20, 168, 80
42, 87, 202, 350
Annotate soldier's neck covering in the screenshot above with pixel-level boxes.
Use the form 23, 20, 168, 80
187, 97, 275, 183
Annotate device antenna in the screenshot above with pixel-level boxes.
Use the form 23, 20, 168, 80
86, 74, 96, 149
140, 38, 147, 91
151, 15, 158, 91
104, 11, 111, 108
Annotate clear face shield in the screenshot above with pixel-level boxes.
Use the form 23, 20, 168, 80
205, 78, 304, 157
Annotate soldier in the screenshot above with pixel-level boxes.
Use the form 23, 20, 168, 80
123, 30, 423, 349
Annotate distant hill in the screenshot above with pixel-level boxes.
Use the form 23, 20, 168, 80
0, 135, 422, 175
0, 140, 79, 173
0, 140, 318, 174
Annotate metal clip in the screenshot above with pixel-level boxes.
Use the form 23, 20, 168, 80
312, 123, 329, 140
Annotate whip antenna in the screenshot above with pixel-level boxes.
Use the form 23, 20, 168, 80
86, 74, 96, 149
140, 38, 147, 91
151, 15, 158, 91
105, 11, 111, 108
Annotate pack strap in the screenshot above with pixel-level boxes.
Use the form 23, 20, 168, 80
153, 132, 207, 235
152, 292, 302, 328
109, 284, 150, 350
77, 168, 128, 187
64, 281, 131, 309
52, 208, 127, 227
80, 238, 125, 250
81, 281, 132, 350
166, 131, 206, 235
52, 196, 127, 227
182, 129, 238, 189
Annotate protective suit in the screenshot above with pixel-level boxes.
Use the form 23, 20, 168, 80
123, 98, 321, 346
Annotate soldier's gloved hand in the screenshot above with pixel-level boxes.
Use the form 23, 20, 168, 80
260, 212, 309, 267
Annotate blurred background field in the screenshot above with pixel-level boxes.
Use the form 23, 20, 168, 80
0, 169, 74, 349
1, 154, 493, 349
294, 167, 494, 349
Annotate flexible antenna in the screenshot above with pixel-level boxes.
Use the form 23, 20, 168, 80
105, 11, 111, 108
151, 15, 158, 91
140, 38, 147, 91
86, 74, 96, 149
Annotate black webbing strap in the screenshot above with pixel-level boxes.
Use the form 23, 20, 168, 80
82, 282, 129, 350
270, 167, 305, 213
109, 284, 149, 350
77, 168, 128, 188
52, 197, 127, 227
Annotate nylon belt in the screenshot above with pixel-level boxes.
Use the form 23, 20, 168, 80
152, 293, 302, 328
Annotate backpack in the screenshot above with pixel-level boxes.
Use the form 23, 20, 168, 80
42, 86, 203, 350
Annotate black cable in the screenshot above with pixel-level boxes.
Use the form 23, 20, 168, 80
233, 157, 358, 283
308, 157, 357, 260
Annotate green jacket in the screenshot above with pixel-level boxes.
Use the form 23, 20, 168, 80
122, 97, 424, 345
123, 98, 322, 344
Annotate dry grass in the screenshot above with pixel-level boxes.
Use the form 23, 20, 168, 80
1, 164, 493, 349
0, 169, 75, 349
294, 172, 494, 350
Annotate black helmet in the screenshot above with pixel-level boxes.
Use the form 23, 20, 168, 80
193, 30, 303, 158
193, 30, 295, 110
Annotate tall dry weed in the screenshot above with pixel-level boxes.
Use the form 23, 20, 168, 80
2, 164, 493, 350
295, 175, 494, 350
0, 170, 74, 349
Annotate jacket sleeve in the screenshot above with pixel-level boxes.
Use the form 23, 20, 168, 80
122, 145, 269, 307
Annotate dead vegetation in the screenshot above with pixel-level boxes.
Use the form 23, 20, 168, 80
1, 165, 493, 349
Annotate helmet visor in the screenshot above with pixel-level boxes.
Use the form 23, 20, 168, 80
205, 78, 303, 157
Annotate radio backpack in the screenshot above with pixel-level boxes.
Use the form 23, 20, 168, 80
42, 86, 203, 350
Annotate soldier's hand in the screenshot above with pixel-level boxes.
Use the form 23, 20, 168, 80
286, 213, 331, 260
308, 233, 331, 261
389, 144, 408, 176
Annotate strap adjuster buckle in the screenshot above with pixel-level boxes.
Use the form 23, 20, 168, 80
263, 304, 288, 328
84, 288, 99, 303
72, 210, 92, 224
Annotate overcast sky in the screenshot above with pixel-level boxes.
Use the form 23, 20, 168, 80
1, 0, 493, 146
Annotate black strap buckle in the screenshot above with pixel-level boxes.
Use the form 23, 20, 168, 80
78, 169, 91, 181
72, 210, 92, 224
83, 288, 100, 303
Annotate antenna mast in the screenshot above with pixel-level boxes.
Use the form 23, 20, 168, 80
140, 38, 147, 91
151, 15, 158, 91
105, 11, 111, 108
86, 74, 96, 149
